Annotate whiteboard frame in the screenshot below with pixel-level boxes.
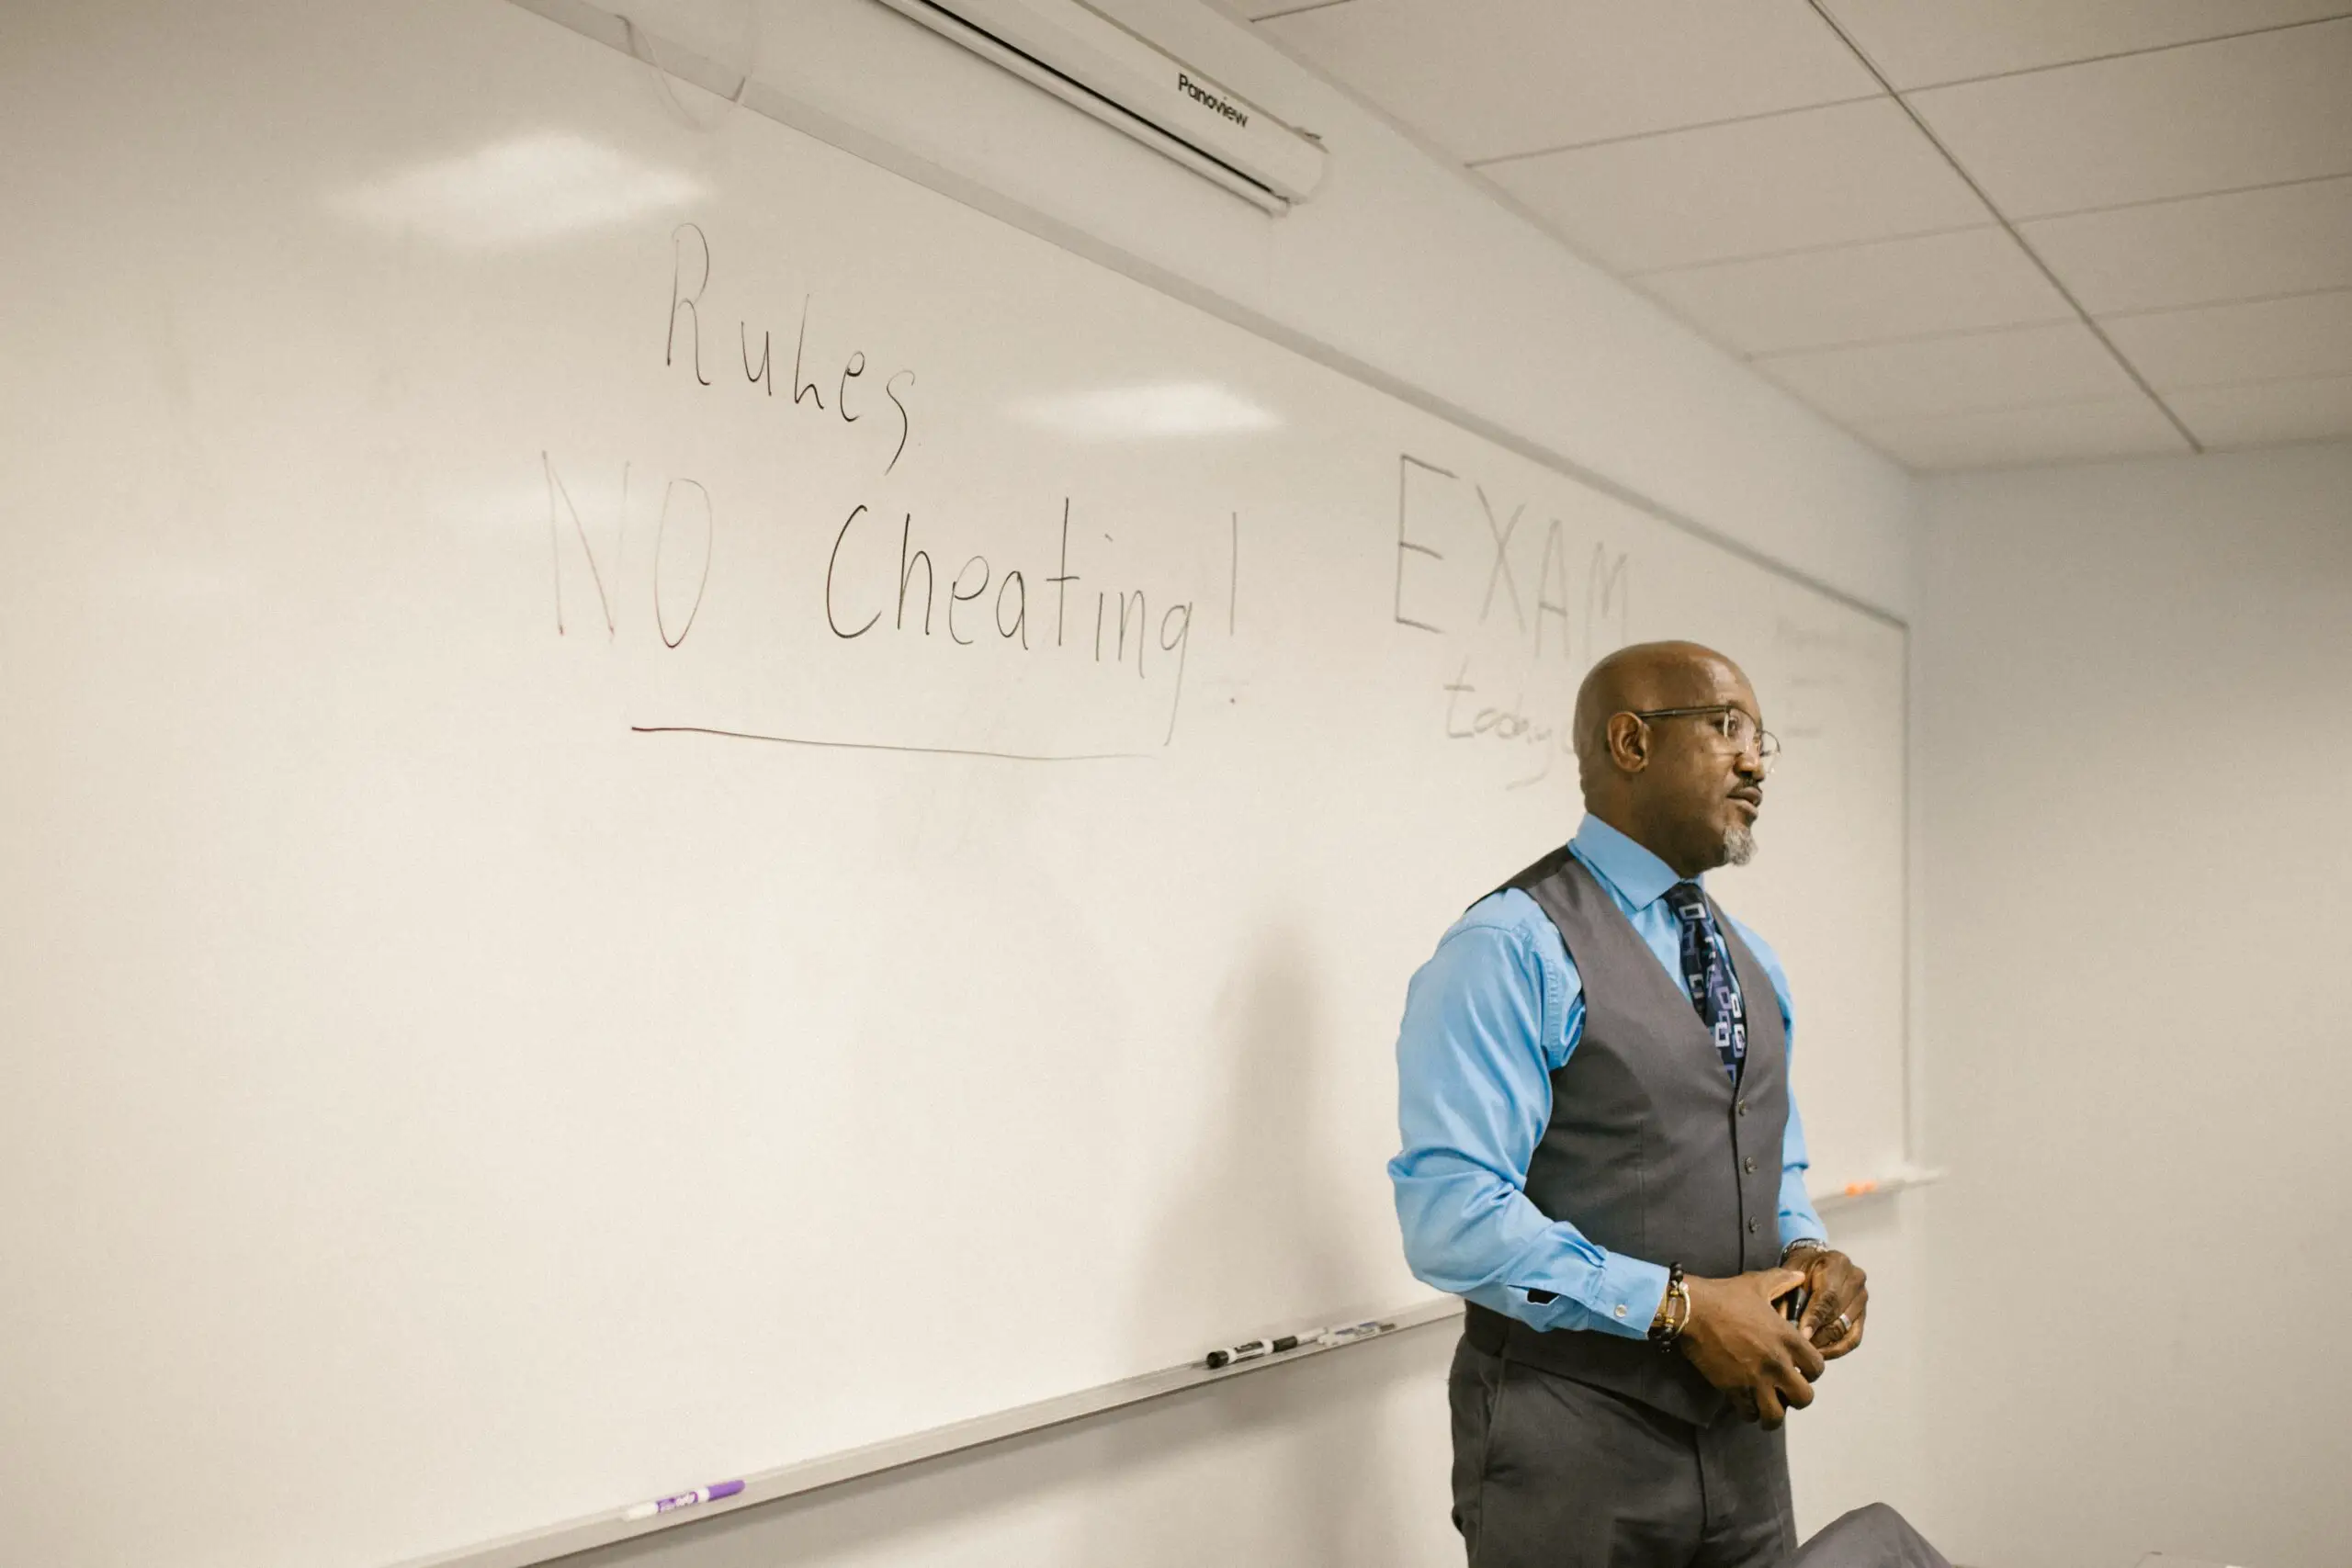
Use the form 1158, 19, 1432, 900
392, 1298, 1464, 1568
371, 6, 1928, 1562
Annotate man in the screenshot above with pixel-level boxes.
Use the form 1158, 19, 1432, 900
1393, 640, 1869, 1568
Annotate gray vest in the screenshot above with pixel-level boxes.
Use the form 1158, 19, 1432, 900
1462, 845, 1791, 1426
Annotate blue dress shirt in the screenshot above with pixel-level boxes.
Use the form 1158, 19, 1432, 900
1390, 816, 1829, 1340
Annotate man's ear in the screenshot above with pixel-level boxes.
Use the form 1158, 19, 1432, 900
1606, 712, 1649, 774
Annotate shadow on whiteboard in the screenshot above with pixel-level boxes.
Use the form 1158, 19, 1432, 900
552, 923, 1456, 1568
1076, 921, 1373, 1562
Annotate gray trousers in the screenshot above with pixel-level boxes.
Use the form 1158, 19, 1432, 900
1448, 1333, 1796, 1568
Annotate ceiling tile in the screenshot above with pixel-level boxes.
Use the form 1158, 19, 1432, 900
1639, 228, 2073, 355
2167, 372, 2352, 446
1819, 1, 2352, 91
2102, 288, 2352, 388
1755, 321, 2138, 424
2020, 175, 2352, 313
1907, 19, 2352, 217
1480, 98, 1987, 274
1255, 0, 1878, 163
1854, 396, 2190, 469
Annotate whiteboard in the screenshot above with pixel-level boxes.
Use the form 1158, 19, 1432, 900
0, 3, 1906, 1565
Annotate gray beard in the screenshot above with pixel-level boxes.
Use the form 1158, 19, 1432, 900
1723, 824, 1757, 866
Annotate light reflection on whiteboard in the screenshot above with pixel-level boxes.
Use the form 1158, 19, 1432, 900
326, 132, 703, 250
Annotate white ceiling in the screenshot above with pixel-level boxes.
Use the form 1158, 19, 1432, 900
1237, 0, 2352, 470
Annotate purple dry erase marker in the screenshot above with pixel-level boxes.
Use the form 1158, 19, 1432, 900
623, 1479, 744, 1522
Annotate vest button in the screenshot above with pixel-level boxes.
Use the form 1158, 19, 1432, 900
1743, 1156, 1758, 1174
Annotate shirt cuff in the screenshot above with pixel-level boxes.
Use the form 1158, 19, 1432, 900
1576, 1251, 1669, 1341
1779, 1211, 1830, 1252
1777, 1164, 1828, 1252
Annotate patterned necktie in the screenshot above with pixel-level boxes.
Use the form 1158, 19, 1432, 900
1665, 881, 1746, 1080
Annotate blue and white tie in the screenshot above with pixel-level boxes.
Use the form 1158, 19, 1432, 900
1666, 881, 1746, 1080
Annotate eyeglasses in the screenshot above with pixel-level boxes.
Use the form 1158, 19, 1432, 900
1627, 705, 1781, 775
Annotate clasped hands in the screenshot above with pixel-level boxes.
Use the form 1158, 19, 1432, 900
1674, 1246, 1868, 1429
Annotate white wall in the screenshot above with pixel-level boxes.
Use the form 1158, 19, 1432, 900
540, 3, 1929, 1565
1913, 443, 2352, 1568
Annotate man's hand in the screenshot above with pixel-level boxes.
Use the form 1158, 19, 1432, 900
1786, 1245, 1869, 1359
1677, 1268, 1825, 1428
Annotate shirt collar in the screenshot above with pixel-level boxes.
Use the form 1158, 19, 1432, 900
1569, 815, 1689, 910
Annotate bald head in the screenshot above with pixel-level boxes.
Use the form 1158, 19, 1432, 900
1574, 642, 1747, 790
1574, 640, 1769, 878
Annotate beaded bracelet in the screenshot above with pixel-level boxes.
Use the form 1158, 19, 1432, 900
1648, 1263, 1690, 1351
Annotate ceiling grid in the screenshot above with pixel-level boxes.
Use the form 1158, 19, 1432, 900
1240, 0, 2352, 468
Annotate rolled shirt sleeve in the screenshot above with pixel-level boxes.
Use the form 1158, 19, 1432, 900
1388, 900, 1668, 1340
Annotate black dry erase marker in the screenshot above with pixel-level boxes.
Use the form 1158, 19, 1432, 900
1206, 1334, 1303, 1369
